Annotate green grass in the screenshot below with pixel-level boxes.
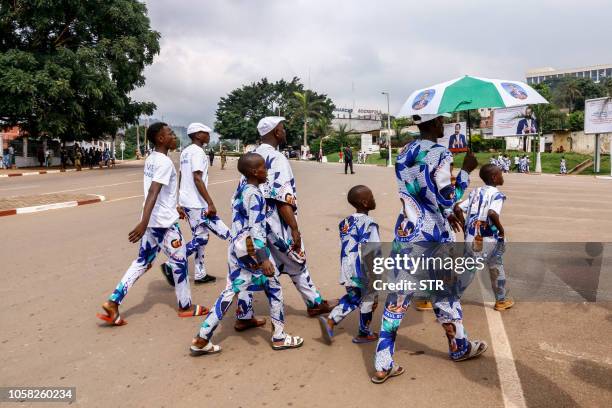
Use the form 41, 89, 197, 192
326, 150, 609, 175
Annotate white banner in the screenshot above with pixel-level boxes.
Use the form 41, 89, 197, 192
493, 105, 538, 137
584, 97, 612, 134
438, 122, 467, 153
360, 133, 373, 152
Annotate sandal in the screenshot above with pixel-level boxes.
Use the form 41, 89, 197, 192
371, 364, 405, 384
453, 340, 488, 362
178, 304, 209, 318
272, 335, 304, 350
96, 305, 127, 326
352, 333, 379, 344
190, 341, 222, 356
317, 316, 334, 344
234, 317, 266, 332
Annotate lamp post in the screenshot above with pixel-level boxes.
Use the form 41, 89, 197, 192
381, 91, 393, 167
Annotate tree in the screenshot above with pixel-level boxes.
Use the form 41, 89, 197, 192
333, 123, 350, 147
556, 78, 583, 112
599, 78, 612, 98
291, 90, 327, 147
568, 111, 584, 131
0, 1, 159, 142
312, 117, 331, 139
215, 77, 334, 145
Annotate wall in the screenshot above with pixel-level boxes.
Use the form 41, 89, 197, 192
552, 131, 611, 155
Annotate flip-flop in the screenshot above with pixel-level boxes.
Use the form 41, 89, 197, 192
178, 304, 209, 318
352, 333, 379, 344
317, 316, 334, 344
272, 335, 304, 350
160, 263, 175, 287
96, 305, 127, 326
371, 364, 405, 384
453, 340, 488, 362
234, 318, 266, 332
190, 341, 222, 356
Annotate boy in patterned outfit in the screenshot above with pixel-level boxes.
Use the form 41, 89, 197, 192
454, 163, 514, 311
96, 122, 207, 326
190, 153, 303, 355
318, 185, 380, 344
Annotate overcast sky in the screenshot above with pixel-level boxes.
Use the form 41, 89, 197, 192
131, 0, 612, 129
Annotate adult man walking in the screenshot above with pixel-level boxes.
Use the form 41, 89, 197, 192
235, 116, 334, 330
372, 113, 486, 384
343, 145, 354, 174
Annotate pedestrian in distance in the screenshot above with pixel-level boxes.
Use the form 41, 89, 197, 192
96, 122, 208, 326
343, 145, 354, 174
208, 149, 215, 166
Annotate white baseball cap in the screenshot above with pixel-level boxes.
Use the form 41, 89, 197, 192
257, 116, 285, 136
187, 122, 212, 135
412, 113, 451, 124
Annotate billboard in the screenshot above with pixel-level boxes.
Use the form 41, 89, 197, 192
438, 122, 468, 153
360, 133, 373, 152
493, 105, 538, 137
584, 97, 612, 134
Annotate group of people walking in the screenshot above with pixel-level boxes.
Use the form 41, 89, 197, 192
96, 113, 513, 383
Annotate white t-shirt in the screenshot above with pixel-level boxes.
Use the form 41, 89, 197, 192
178, 143, 209, 209
143, 151, 179, 228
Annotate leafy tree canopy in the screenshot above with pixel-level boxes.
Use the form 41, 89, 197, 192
0, 0, 160, 141
214, 77, 335, 145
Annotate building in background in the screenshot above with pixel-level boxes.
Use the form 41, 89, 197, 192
526, 64, 612, 85
331, 108, 382, 142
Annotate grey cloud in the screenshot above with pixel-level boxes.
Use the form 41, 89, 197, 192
131, 0, 612, 129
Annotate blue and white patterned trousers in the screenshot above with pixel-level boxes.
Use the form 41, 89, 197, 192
109, 224, 191, 309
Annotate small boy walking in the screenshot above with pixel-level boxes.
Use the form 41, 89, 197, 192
318, 185, 380, 344
96, 122, 207, 326
190, 153, 303, 355
160, 123, 229, 286
454, 164, 514, 311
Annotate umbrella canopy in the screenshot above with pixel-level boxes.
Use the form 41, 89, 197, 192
397, 75, 548, 117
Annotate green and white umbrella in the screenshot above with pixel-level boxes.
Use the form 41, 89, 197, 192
398, 75, 548, 117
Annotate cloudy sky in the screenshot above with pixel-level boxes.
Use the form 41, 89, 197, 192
131, 0, 611, 129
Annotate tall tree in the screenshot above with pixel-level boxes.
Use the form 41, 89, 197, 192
291, 90, 326, 147
215, 77, 334, 145
556, 78, 583, 112
0, 0, 159, 141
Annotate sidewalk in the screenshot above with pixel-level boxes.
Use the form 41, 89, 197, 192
0, 193, 105, 216
0, 160, 138, 177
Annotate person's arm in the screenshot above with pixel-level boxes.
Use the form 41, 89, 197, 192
193, 170, 216, 217
176, 170, 186, 219
487, 210, 504, 239
246, 191, 274, 276
277, 201, 301, 251
129, 182, 162, 243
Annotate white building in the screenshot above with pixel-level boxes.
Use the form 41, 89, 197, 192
526, 64, 612, 85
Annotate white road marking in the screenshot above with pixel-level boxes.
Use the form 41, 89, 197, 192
0, 185, 40, 192
41, 180, 141, 195
479, 278, 527, 408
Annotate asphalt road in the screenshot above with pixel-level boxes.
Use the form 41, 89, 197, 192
1, 156, 611, 407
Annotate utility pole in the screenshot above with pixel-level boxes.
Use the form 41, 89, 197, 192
382, 91, 393, 167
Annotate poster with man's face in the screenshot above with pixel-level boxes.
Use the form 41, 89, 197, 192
492, 105, 538, 136
438, 122, 468, 153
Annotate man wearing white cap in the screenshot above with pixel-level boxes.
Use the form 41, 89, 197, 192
371, 113, 487, 384
160, 123, 230, 286
234, 116, 334, 328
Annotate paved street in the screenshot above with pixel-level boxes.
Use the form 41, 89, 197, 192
1, 157, 611, 407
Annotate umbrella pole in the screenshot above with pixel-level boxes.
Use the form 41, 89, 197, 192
466, 110, 472, 149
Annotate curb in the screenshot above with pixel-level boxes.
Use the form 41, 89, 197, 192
0, 194, 106, 217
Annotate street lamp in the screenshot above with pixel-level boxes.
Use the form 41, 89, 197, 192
381, 91, 393, 167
